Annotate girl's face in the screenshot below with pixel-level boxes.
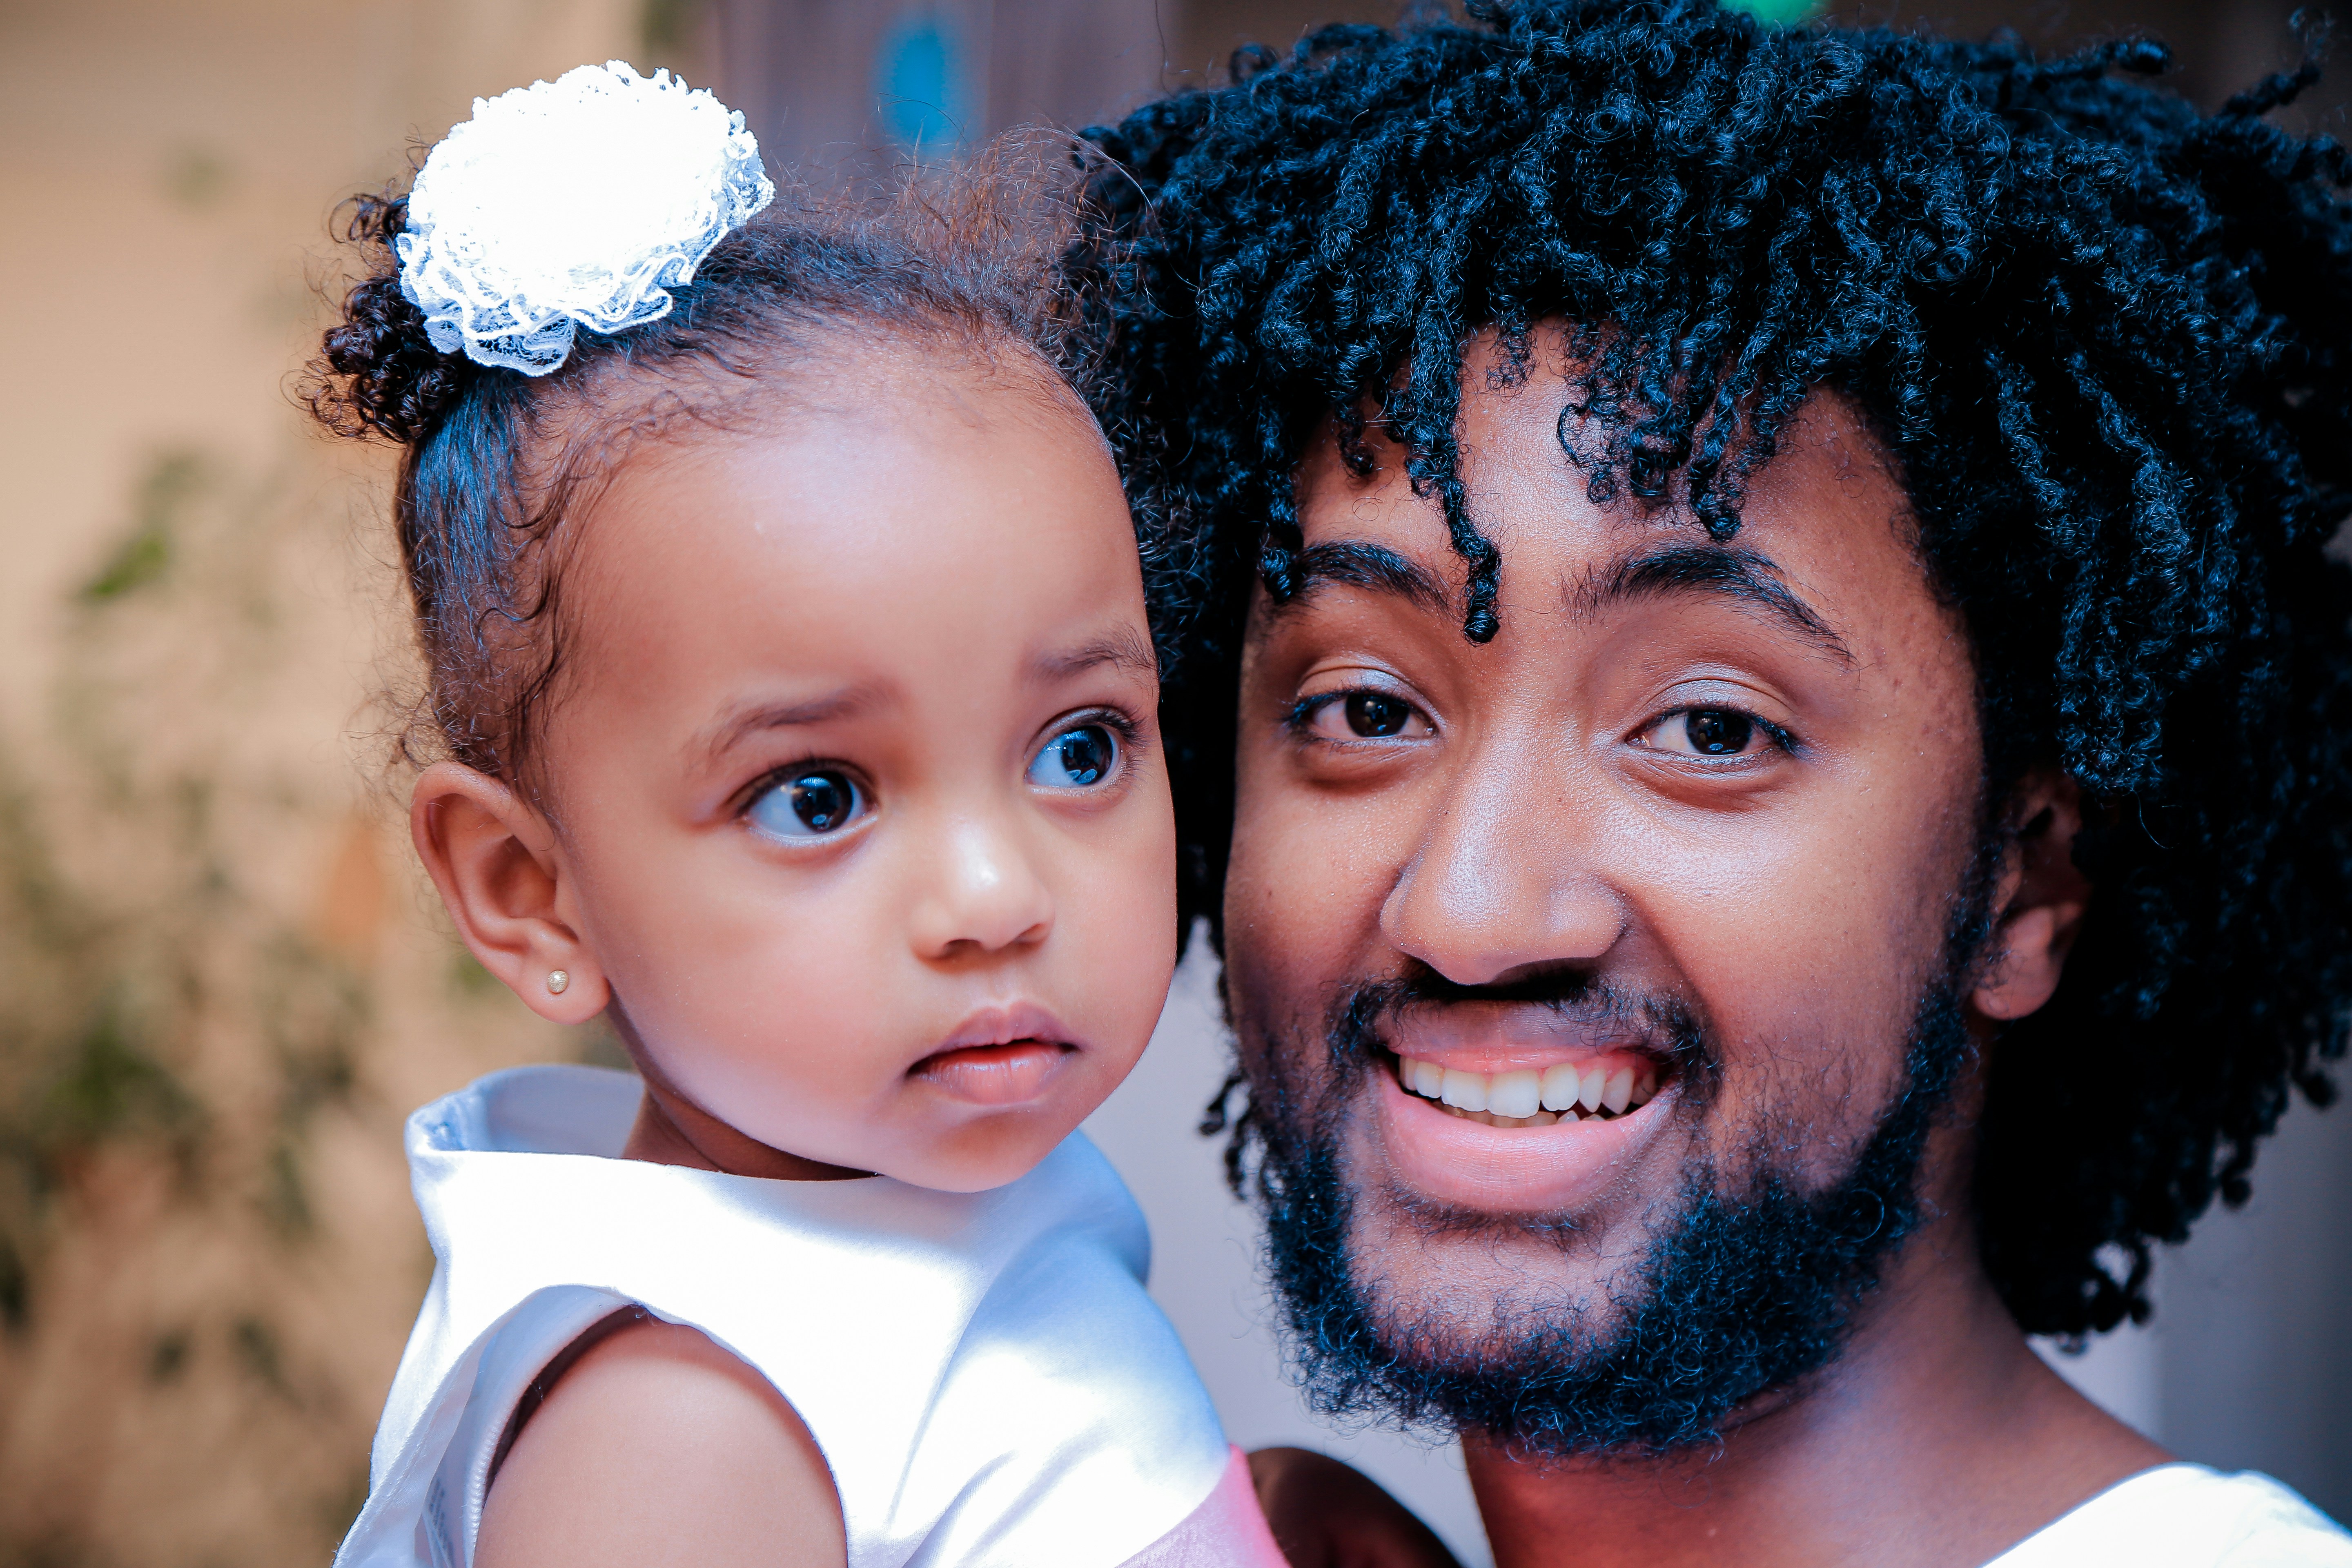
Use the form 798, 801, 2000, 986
419, 356, 1176, 1192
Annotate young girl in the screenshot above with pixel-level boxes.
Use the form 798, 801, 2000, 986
313, 62, 1290, 1568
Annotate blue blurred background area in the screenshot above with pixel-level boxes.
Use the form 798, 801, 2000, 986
0, 2, 2343, 1563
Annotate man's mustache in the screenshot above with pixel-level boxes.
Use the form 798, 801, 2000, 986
1325, 960, 1714, 1076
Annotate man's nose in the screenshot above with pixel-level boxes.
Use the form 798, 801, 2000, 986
1379, 749, 1625, 986
906, 808, 1056, 960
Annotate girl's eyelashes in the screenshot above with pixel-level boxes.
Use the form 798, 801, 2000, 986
735, 710, 1141, 839
1026, 713, 1135, 791
1635, 706, 1796, 761
746, 767, 868, 841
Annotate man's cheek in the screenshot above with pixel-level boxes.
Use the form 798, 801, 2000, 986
1642, 833, 1941, 1104
1226, 810, 1362, 972
1249, 800, 1403, 953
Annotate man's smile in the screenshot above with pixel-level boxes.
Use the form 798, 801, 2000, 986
1388, 1048, 1664, 1125
1361, 1046, 1687, 1215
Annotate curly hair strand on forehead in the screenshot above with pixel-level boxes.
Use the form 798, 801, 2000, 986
1073, 0, 2352, 1340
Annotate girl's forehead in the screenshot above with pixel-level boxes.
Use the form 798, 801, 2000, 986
639, 330, 1097, 443
550, 378, 1146, 737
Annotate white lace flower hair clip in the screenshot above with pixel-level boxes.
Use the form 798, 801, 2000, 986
396, 62, 775, 376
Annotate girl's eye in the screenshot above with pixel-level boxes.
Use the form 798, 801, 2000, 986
1028, 724, 1120, 789
748, 771, 865, 839
1646, 708, 1765, 757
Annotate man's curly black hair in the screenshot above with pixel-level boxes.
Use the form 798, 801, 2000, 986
1071, 0, 2352, 1340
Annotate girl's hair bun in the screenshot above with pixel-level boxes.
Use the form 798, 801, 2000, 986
307, 192, 479, 444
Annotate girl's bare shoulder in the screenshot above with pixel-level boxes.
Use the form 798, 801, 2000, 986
475, 1316, 845, 1568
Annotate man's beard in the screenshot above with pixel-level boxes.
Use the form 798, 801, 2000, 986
1231, 869, 1996, 1459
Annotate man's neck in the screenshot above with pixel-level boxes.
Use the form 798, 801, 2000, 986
1462, 1215, 2169, 1568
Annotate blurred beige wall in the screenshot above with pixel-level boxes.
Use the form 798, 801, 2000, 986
0, 3, 647, 1562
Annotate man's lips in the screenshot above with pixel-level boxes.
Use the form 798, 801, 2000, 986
1354, 996, 1685, 1212
1389, 1049, 1663, 1125
1376, 998, 1674, 1124
1364, 1054, 1682, 1214
908, 1002, 1076, 1107
1385, 997, 1655, 1064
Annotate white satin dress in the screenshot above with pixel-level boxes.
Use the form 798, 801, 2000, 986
333, 1065, 1285, 1568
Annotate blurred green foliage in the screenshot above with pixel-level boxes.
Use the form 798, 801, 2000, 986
159, 145, 233, 212
640, 0, 708, 62
0, 445, 376, 1559
78, 452, 196, 603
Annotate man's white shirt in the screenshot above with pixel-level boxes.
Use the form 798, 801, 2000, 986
1988, 1465, 2350, 1567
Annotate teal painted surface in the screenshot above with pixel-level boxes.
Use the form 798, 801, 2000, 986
1725, 0, 1825, 22
875, 10, 971, 151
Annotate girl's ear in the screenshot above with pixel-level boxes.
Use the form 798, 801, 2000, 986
411, 760, 612, 1023
1971, 771, 2093, 1024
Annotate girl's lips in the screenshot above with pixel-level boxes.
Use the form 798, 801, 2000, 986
910, 1040, 1071, 1106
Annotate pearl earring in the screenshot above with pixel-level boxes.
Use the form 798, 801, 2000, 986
546, 969, 570, 996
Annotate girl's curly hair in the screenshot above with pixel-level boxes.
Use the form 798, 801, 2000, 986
1072, 0, 2352, 1339
305, 155, 1107, 791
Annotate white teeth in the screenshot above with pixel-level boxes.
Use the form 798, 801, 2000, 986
1399, 1054, 1656, 1126
1488, 1068, 1541, 1119
1439, 1068, 1488, 1113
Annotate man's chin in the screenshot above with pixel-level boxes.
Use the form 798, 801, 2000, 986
1255, 1031, 1968, 1455
1261, 1143, 1893, 1457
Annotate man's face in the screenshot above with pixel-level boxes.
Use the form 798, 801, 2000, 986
1223, 332, 1988, 1448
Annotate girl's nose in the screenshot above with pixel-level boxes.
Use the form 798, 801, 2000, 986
907, 813, 1056, 960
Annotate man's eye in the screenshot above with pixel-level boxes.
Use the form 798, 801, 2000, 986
1028, 724, 1120, 788
749, 771, 865, 839
1303, 690, 1428, 740
1647, 708, 1762, 757
1345, 692, 1415, 738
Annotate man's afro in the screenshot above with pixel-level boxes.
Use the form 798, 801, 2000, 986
1072, 0, 2352, 1339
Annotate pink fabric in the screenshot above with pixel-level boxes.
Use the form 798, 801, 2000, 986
1118, 1446, 1290, 1568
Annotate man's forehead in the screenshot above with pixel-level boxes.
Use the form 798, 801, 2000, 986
1284, 379, 1915, 654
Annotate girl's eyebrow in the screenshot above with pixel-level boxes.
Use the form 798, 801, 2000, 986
1032, 628, 1158, 683
695, 686, 883, 766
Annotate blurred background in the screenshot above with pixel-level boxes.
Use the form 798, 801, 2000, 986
0, 0, 2344, 1563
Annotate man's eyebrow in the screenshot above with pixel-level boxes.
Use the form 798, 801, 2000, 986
1575, 545, 1852, 662
695, 686, 878, 766
1269, 540, 1452, 617
1033, 626, 1159, 682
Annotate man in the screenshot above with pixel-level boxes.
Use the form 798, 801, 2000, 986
1074, 2, 2352, 1563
